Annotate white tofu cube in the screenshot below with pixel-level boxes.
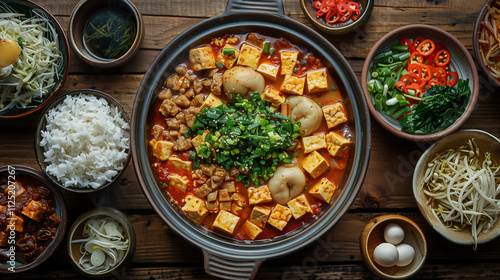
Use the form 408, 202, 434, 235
168, 157, 192, 172
301, 151, 329, 179
191, 130, 209, 155
236, 44, 262, 69
322, 103, 347, 129
280, 75, 305, 95
150, 139, 174, 161
182, 194, 208, 224
169, 174, 189, 193
261, 87, 286, 107
257, 62, 280, 81
213, 210, 240, 235
326, 131, 351, 157
248, 186, 273, 205
309, 179, 337, 203
201, 93, 223, 109
267, 204, 292, 231
302, 134, 326, 154
249, 206, 271, 228
240, 220, 263, 240
306, 69, 329, 94
217, 44, 240, 69
287, 194, 313, 219
280, 51, 299, 75
189, 46, 216, 71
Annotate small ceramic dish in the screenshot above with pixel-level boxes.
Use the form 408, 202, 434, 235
67, 207, 136, 278
68, 0, 144, 68
360, 214, 427, 280
0, 165, 67, 273
0, 0, 70, 119
473, 0, 500, 90
34, 89, 131, 193
361, 24, 479, 142
413, 129, 500, 246
300, 0, 373, 35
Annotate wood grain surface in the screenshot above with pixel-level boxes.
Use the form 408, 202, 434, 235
1, 0, 499, 279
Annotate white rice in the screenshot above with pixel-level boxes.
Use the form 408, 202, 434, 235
39, 93, 130, 189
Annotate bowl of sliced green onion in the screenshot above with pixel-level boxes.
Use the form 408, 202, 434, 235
361, 24, 479, 141
0, 0, 70, 119
67, 207, 136, 278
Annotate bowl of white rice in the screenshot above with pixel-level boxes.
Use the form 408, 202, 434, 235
34, 89, 130, 193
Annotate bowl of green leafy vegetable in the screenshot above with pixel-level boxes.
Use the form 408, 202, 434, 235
361, 24, 479, 141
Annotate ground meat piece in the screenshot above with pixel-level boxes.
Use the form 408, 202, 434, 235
179, 124, 189, 135
175, 65, 187, 76
168, 131, 179, 141
211, 167, 226, 186
226, 37, 239, 44
166, 74, 182, 91
152, 125, 164, 140
173, 136, 192, 151
173, 95, 190, 108
185, 88, 195, 99
159, 99, 181, 117
193, 79, 203, 94
175, 112, 186, 123
195, 183, 211, 198
200, 164, 216, 176
192, 169, 207, 186
181, 75, 191, 89
190, 95, 204, 107
211, 73, 222, 95
166, 118, 180, 130
184, 107, 200, 127
158, 88, 172, 100
246, 33, 264, 48
207, 69, 218, 78
229, 167, 239, 177
202, 79, 211, 88
211, 38, 225, 47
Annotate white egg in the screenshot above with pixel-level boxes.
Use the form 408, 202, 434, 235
373, 242, 399, 267
395, 243, 415, 267
384, 223, 405, 245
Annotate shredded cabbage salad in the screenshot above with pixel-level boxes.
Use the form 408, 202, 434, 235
0, 3, 63, 113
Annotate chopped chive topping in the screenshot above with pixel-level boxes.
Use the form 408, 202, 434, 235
189, 92, 301, 187
270, 49, 275, 55
223, 48, 235, 55
263, 42, 270, 54
216, 61, 224, 68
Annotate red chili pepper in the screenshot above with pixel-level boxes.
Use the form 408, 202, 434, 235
434, 49, 451, 67
420, 64, 432, 81
313, 0, 322, 9
395, 81, 407, 93
408, 72, 422, 85
408, 63, 422, 77
417, 39, 436, 56
339, 11, 353, 22
409, 51, 423, 65
400, 74, 411, 85
406, 85, 425, 97
399, 38, 416, 53
428, 79, 443, 89
435, 43, 447, 52
351, 11, 360, 21
347, 1, 360, 12
313, 0, 361, 24
446, 71, 458, 86
413, 36, 425, 49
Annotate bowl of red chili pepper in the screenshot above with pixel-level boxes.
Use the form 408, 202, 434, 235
361, 24, 479, 141
300, 0, 374, 35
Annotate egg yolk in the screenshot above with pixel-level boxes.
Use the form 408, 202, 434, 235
0, 37, 21, 68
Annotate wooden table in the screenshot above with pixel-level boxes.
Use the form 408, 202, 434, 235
2, 0, 500, 279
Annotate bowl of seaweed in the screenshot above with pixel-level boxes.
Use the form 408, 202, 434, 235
68, 0, 144, 68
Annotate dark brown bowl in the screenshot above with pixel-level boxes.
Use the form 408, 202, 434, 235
34, 89, 131, 193
361, 24, 479, 142
68, 0, 144, 68
473, 0, 500, 90
67, 207, 136, 278
300, 0, 374, 35
0, 0, 70, 119
0, 165, 67, 273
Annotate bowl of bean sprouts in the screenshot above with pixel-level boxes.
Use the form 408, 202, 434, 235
413, 129, 500, 249
0, 0, 69, 119
473, 0, 500, 89
67, 207, 136, 277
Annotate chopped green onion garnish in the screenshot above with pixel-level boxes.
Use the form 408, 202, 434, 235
263, 42, 270, 54
223, 48, 235, 55
216, 62, 224, 68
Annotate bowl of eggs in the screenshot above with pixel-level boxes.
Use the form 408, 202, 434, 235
0, 0, 70, 118
360, 214, 427, 279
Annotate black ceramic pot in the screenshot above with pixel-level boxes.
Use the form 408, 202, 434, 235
131, 0, 371, 279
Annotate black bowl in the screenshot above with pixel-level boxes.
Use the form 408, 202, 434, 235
131, 0, 371, 278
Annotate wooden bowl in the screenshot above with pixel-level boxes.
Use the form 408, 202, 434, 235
413, 129, 500, 245
360, 214, 427, 280
68, 0, 144, 68
0, 165, 67, 273
66, 207, 136, 278
34, 89, 131, 193
472, 0, 500, 90
361, 24, 479, 141
300, 0, 374, 35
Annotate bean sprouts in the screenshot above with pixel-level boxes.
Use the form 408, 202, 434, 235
0, 2, 63, 113
479, 1, 500, 80
72, 218, 129, 274
422, 139, 500, 249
